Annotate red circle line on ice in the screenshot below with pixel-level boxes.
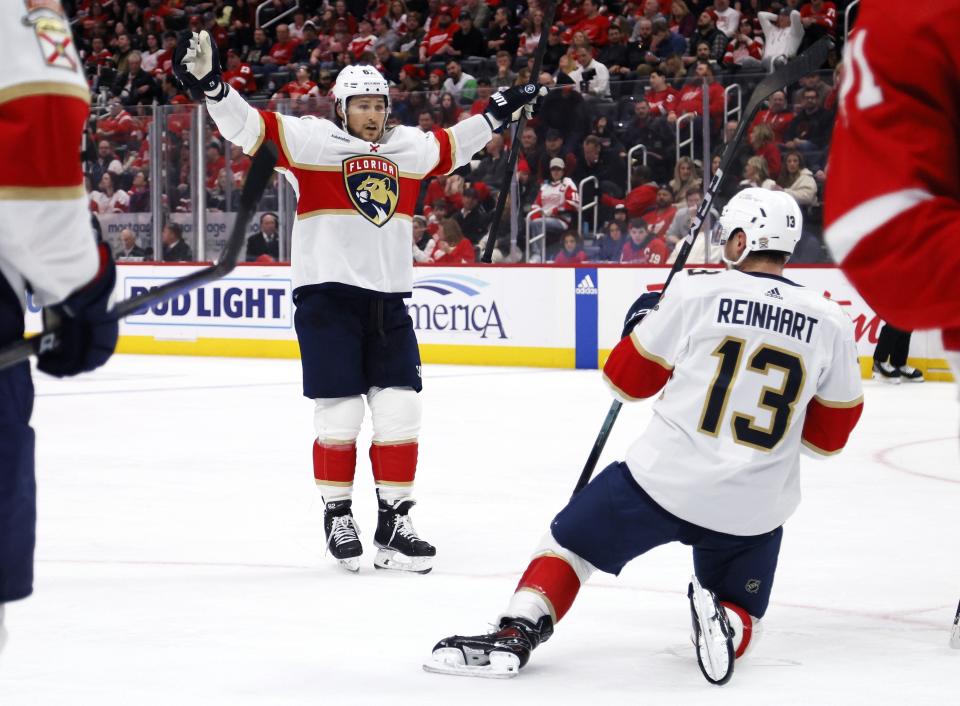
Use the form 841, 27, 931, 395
873, 435, 960, 484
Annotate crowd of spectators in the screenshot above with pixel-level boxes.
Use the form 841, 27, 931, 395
67, 0, 852, 264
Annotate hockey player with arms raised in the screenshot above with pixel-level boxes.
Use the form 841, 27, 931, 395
175, 32, 541, 574
425, 189, 864, 683
1, 0, 119, 653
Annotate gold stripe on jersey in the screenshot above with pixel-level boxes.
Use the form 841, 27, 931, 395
371, 438, 417, 446
801, 438, 841, 456
0, 184, 85, 201
812, 394, 864, 409
314, 479, 354, 487
373, 479, 414, 486
630, 333, 674, 371
515, 586, 558, 624
248, 112, 266, 156
297, 208, 413, 221
0, 81, 89, 106
444, 127, 458, 175
602, 370, 640, 401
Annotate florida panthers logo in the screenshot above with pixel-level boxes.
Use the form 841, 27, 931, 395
343, 155, 400, 227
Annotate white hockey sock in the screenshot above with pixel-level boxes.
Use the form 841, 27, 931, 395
376, 484, 411, 505
503, 589, 552, 625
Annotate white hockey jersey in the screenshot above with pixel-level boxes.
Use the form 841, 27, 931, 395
603, 269, 864, 536
206, 89, 494, 296
0, 0, 98, 308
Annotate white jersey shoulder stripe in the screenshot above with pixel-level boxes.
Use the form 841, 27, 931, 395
825, 187, 933, 262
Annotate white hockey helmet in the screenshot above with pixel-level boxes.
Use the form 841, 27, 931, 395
714, 187, 802, 266
332, 65, 390, 122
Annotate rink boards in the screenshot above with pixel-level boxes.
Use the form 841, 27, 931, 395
24, 263, 954, 380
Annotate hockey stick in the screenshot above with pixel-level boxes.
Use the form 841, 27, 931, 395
570, 38, 831, 497
951, 599, 960, 648
480, 1, 558, 264
0, 142, 279, 372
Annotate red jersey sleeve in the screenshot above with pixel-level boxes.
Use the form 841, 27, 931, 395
824, 4, 960, 331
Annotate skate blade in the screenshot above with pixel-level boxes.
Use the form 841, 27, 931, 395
422, 648, 520, 679
950, 624, 960, 649
336, 557, 360, 573
689, 578, 734, 685
374, 548, 433, 574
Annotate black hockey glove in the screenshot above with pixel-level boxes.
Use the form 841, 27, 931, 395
621, 291, 661, 339
173, 30, 226, 101
37, 242, 119, 378
483, 84, 545, 133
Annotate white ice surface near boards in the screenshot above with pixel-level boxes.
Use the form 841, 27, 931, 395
0, 355, 957, 705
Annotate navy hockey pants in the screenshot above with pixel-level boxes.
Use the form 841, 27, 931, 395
0, 274, 35, 603
551, 462, 782, 618
294, 288, 422, 399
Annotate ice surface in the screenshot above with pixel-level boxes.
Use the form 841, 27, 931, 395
1, 356, 958, 705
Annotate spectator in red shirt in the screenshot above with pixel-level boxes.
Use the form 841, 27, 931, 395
420, 7, 459, 61
561, 0, 610, 47
751, 90, 793, 144
722, 17, 764, 71
643, 185, 678, 238
800, 0, 837, 38
332, 0, 359, 34
205, 141, 226, 190
644, 69, 680, 117
553, 230, 588, 265
349, 19, 378, 60
95, 99, 139, 145
670, 61, 725, 130
430, 219, 475, 264
264, 23, 301, 69
223, 50, 257, 94
273, 65, 318, 102
749, 123, 781, 179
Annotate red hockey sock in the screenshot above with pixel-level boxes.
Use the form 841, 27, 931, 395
515, 555, 582, 622
313, 441, 357, 495
370, 441, 417, 489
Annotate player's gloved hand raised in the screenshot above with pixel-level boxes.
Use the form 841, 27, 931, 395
621, 291, 661, 339
37, 242, 119, 378
484, 83, 547, 133
173, 30, 226, 101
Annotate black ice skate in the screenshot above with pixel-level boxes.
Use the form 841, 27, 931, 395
898, 365, 925, 382
872, 361, 902, 384
424, 615, 554, 679
373, 496, 436, 574
324, 499, 363, 573
688, 576, 735, 685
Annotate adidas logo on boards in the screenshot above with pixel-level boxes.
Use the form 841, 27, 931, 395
764, 287, 783, 300
575, 274, 598, 295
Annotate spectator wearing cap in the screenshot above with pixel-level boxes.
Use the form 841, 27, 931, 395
443, 60, 477, 105
553, 230, 588, 265
529, 157, 581, 258
452, 13, 485, 58
223, 50, 257, 94
293, 21, 321, 63
542, 25, 568, 73
538, 73, 590, 158
569, 45, 611, 99
683, 9, 727, 67
758, 7, 803, 70
485, 7, 519, 56
561, 0, 610, 47
643, 185, 678, 238
420, 6, 459, 62
454, 187, 490, 245
396, 12, 426, 61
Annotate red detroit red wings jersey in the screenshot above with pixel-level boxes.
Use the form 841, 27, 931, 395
824, 2, 960, 332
